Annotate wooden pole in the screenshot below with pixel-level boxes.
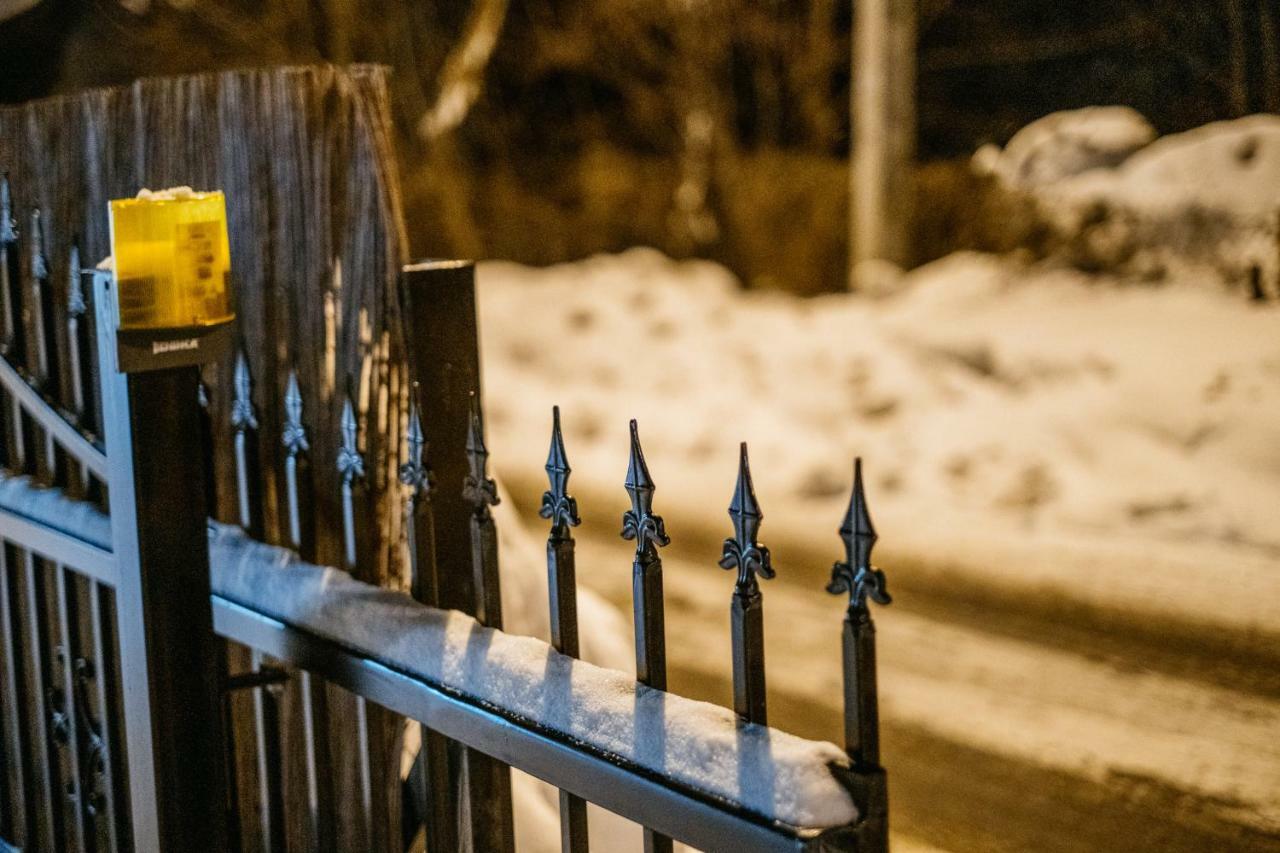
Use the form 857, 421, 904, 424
852, 0, 916, 286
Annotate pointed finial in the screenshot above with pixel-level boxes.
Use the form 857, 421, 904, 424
0, 173, 15, 244
827, 458, 890, 615
230, 349, 258, 431
462, 391, 499, 509
399, 388, 432, 497
337, 393, 365, 483
718, 443, 774, 592
67, 242, 86, 316
621, 419, 670, 558
29, 208, 47, 281
282, 370, 309, 455
540, 405, 580, 535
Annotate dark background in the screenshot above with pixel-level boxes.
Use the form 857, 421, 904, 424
1, 0, 1276, 291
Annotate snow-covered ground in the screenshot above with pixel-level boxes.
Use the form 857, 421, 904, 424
479, 247, 1280, 643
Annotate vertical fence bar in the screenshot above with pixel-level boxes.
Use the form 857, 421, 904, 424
399, 393, 458, 853
0, 543, 28, 845
620, 420, 673, 853
87, 580, 120, 853
337, 392, 377, 847
718, 443, 773, 726
281, 369, 335, 850
540, 406, 589, 853
826, 458, 891, 853
94, 271, 230, 850
462, 391, 517, 853
20, 549, 59, 850
53, 565, 88, 853
232, 348, 285, 853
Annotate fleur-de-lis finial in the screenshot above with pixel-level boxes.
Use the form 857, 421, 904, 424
67, 242, 85, 317
337, 393, 365, 484
827, 458, 890, 615
718, 443, 775, 593
462, 391, 498, 509
540, 405, 580, 536
399, 393, 432, 497
282, 370, 309, 456
621, 419, 670, 558
230, 349, 258, 432
0, 173, 15, 243
29, 208, 47, 281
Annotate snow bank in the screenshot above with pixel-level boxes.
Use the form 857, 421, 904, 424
976, 106, 1156, 188
207, 521, 859, 831
982, 110, 1280, 290
477, 248, 1280, 641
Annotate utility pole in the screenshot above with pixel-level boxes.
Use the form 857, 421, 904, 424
852, 0, 916, 288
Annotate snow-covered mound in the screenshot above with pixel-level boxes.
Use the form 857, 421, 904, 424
976, 106, 1156, 188
980, 109, 1280, 292
479, 248, 1280, 641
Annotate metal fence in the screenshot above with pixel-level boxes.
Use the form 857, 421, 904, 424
0, 166, 892, 852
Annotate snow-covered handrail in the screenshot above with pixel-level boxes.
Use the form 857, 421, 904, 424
206, 522, 863, 850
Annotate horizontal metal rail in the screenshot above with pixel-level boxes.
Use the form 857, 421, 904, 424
0, 503, 116, 587
212, 595, 854, 853
0, 354, 107, 480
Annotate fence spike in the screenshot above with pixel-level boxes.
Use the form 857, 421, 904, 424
28, 208, 45, 282
827, 457, 891, 776
399, 394, 431, 498
462, 390, 498, 510
463, 390, 503, 630
282, 370, 309, 456
719, 442, 772, 725
66, 242, 85, 318
28, 208, 49, 386
621, 419, 669, 557
0, 173, 15, 354
282, 369, 309, 550
66, 242, 86, 428
230, 348, 258, 530
337, 392, 364, 573
0, 173, 15, 244
539, 405, 580, 536
827, 458, 890, 614
719, 442, 774, 593
231, 349, 258, 432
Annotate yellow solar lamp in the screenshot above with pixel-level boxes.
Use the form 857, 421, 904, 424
108, 190, 235, 371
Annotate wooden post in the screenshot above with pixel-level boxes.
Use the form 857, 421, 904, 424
94, 272, 230, 851
401, 259, 515, 852
852, 0, 916, 285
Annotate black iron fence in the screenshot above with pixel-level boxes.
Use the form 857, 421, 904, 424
0, 164, 892, 853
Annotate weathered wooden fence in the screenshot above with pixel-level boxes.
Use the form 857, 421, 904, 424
0, 67, 892, 853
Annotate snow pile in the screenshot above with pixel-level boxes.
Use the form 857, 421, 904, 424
478, 248, 1280, 641
975, 106, 1156, 188
979, 109, 1280, 290
207, 521, 859, 832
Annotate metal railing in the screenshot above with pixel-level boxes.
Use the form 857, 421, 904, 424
0, 165, 892, 853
